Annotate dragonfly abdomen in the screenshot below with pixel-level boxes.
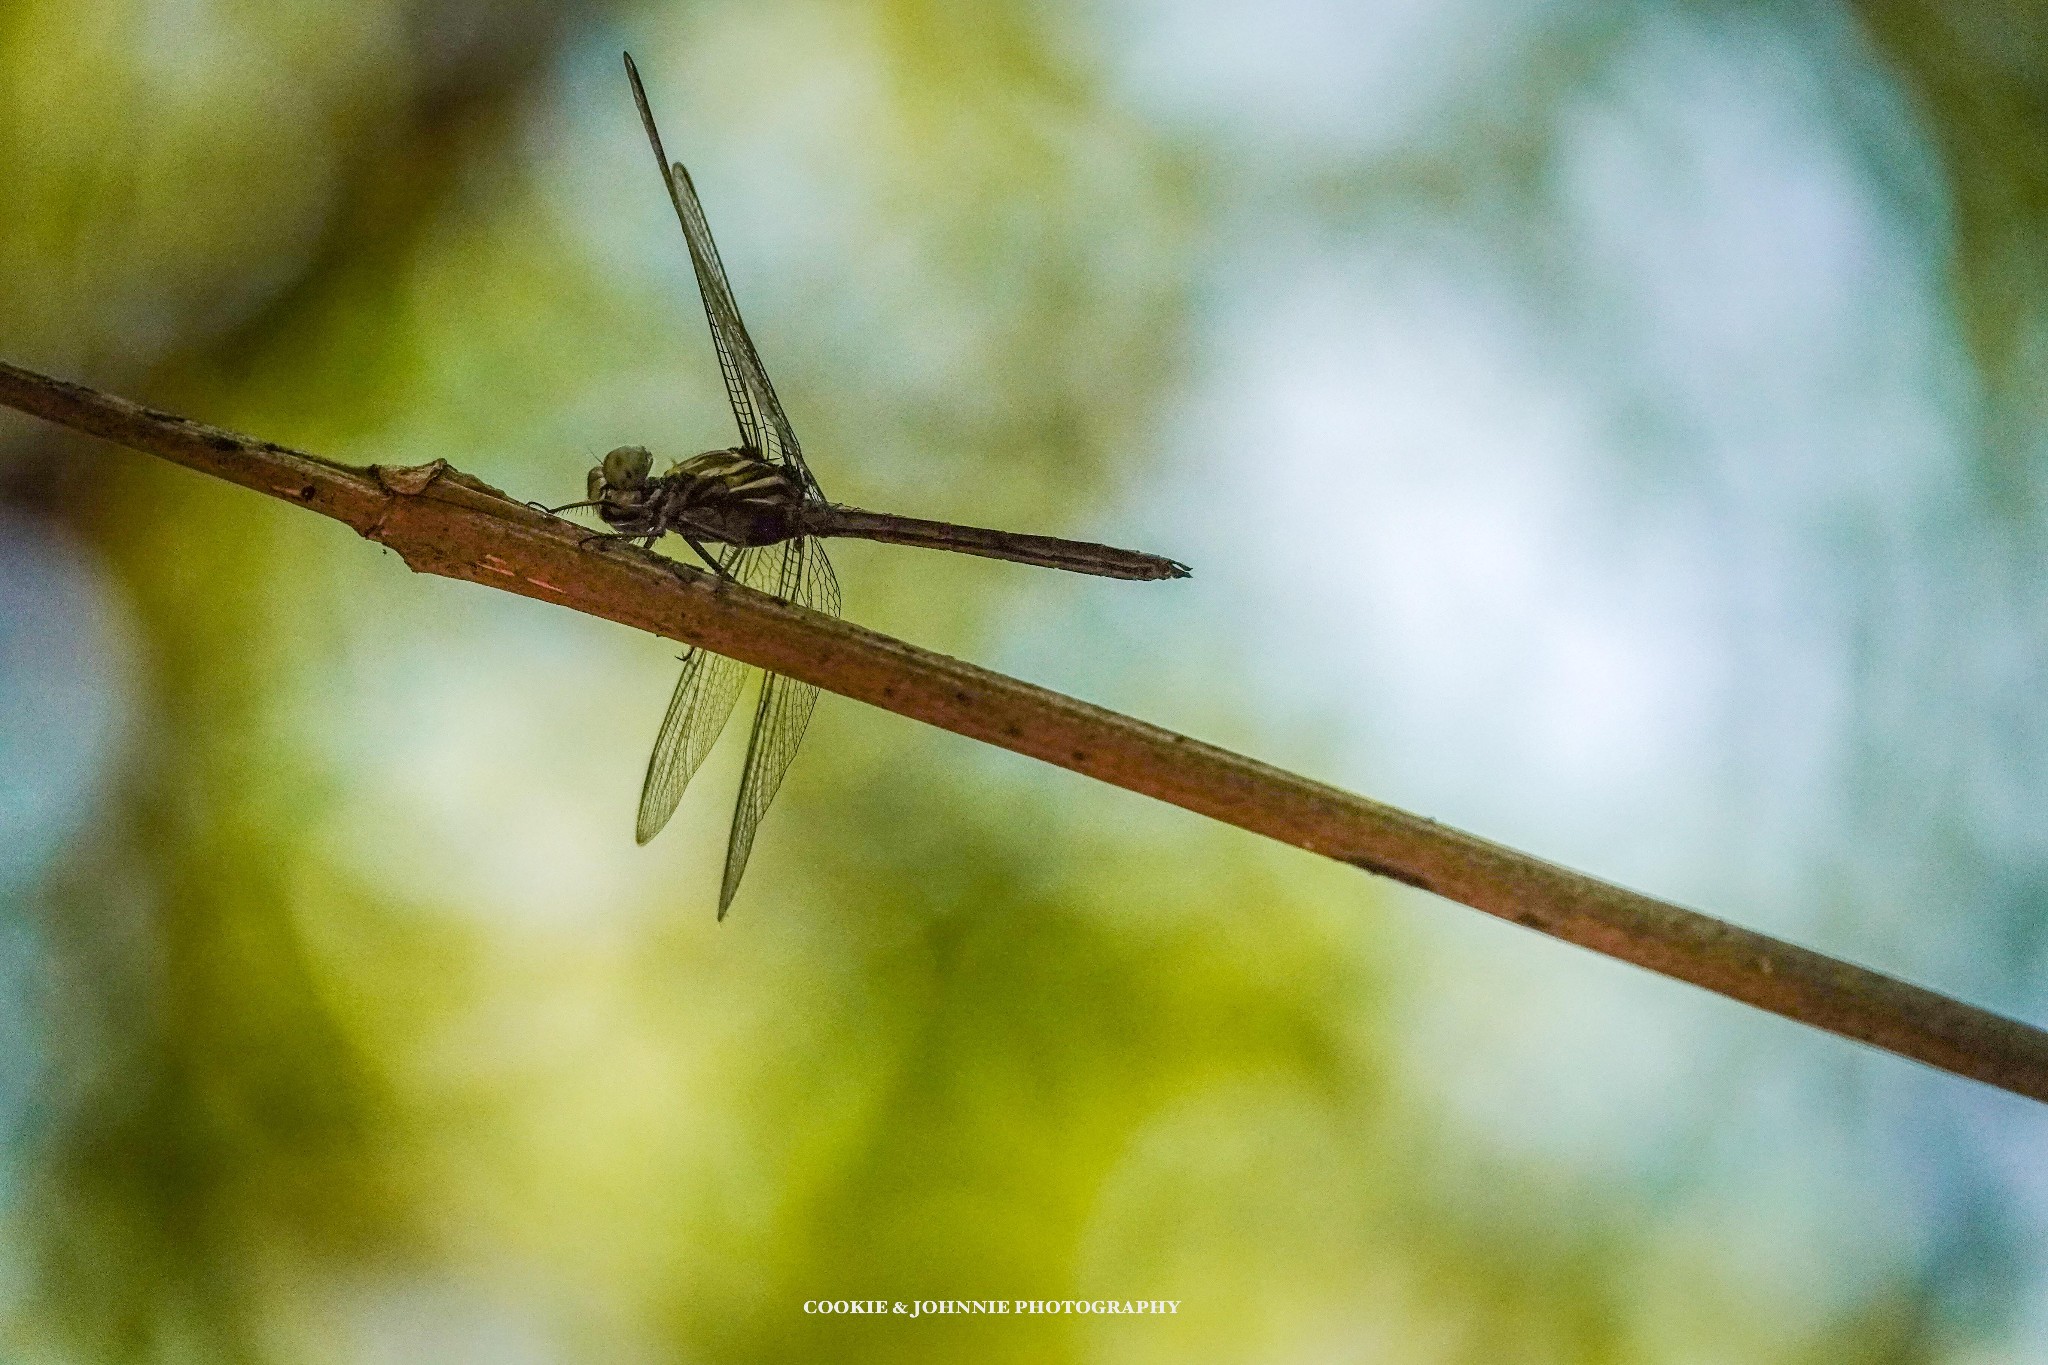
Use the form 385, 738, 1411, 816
801, 504, 1191, 580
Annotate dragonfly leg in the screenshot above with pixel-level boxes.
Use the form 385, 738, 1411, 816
533, 497, 601, 516
680, 534, 737, 580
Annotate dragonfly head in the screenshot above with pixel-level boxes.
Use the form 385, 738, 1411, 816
598, 444, 651, 491
591, 445, 655, 501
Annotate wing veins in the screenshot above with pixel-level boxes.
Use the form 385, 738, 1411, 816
621, 55, 843, 913
716, 538, 839, 915
623, 53, 817, 494
632, 543, 767, 844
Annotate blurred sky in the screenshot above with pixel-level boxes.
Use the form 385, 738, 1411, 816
5, 0, 2048, 1361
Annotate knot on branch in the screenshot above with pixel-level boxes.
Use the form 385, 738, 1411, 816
373, 459, 450, 496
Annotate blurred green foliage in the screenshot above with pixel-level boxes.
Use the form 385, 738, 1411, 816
3, 0, 2048, 1361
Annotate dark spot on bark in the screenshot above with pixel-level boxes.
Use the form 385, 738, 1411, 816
1003, 723, 1022, 738
881, 686, 896, 700
1343, 854, 1432, 894
206, 433, 239, 451
140, 406, 177, 422
1071, 749, 1087, 764
299, 485, 317, 500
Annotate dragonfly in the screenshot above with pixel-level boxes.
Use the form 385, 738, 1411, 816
568, 53, 1189, 918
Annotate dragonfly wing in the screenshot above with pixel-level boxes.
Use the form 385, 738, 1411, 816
624, 53, 760, 457
664, 157, 809, 484
622, 53, 818, 496
634, 543, 766, 844
635, 647, 748, 845
716, 537, 840, 916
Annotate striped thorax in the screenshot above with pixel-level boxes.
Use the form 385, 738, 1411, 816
589, 444, 806, 547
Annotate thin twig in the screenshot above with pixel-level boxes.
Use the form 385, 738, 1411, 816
6, 356, 2047, 1104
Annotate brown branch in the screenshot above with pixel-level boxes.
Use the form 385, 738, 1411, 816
6, 355, 2048, 1104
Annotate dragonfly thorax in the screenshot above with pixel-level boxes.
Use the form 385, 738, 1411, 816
588, 445, 806, 547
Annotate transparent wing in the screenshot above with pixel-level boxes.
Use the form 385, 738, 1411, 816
717, 537, 841, 917
623, 53, 818, 497
633, 544, 767, 844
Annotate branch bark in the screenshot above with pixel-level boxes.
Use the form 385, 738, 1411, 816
7, 356, 2048, 1104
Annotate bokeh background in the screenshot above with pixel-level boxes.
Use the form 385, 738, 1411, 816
4, 0, 2048, 1359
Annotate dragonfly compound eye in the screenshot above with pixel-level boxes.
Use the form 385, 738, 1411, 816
603, 445, 653, 490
